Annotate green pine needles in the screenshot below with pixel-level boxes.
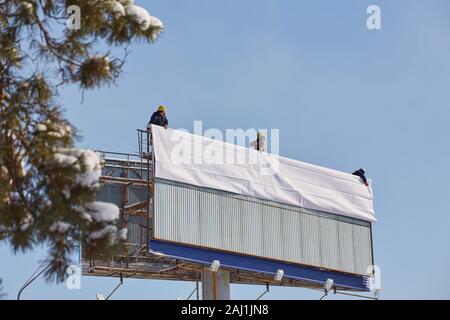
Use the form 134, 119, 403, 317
0, 0, 163, 283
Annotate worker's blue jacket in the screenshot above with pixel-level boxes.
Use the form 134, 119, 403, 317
149, 111, 168, 127
352, 169, 368, 185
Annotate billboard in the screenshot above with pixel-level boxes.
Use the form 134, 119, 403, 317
150, 126, 375, 290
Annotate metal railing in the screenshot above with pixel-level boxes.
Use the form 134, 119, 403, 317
137, 128, 152, 158
96, 150, 150, 183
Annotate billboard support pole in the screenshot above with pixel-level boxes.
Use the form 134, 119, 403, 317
201, 267, 230, 300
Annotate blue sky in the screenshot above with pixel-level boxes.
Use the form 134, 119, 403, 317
1, 0, 450, 299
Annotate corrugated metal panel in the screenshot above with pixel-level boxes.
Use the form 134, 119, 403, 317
96, 184, 122, 206
154, 179, 373, 276
319, 216, 340, 271
95, 162, 151, 254
353, 224, 373, 275
127, 214, 144, 254
282, 209, 302, 263
301, 212, 321, 267
338, 222, 355, 274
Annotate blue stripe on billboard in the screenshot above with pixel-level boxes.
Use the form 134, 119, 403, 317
149, 239, 370, 291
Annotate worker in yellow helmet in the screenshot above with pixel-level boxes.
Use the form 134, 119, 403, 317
148, 105, 168, 129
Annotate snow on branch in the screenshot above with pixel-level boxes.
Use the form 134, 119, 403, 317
52, 148, 102, 187
124, 3, 164, 31
83, 201, 127, 245
76, 149, 102, 188
53, 153, 78, 168
88, 225, 127, 245
108, 1, 126, 17
86, 201, 120, 222
49, 221, 71, 233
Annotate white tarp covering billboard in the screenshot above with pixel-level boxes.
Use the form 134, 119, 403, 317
151, 125, 375, 222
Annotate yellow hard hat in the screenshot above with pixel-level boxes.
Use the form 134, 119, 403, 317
157, 105, 166, 112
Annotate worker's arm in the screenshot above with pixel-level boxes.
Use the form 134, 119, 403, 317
352, 170, 369, 187
164, 117, 168, 129
362, 176, 369, 186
